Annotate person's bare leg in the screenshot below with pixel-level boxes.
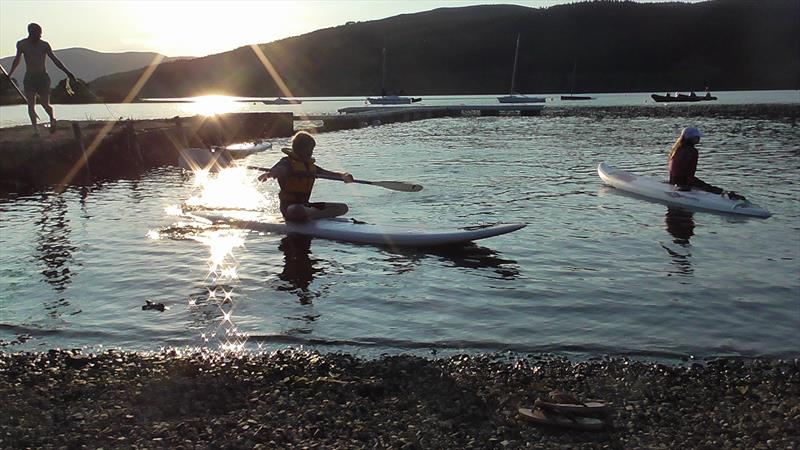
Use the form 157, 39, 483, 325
25, 90, 38, 133
40, 89, 56, 133
285, 203, 349, 222
307, 202, 348, 220
285, 204, 311, 222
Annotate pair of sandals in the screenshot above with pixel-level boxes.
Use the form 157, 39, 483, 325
519, 391, 612, 432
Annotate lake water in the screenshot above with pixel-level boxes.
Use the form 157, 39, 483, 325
1, 90, 799, 128
1, 92, 799, 360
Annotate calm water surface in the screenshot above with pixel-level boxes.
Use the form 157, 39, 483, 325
1, 90, 799, 128
1, 96, 799, 359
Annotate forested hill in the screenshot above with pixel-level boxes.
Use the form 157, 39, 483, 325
89, 0, 799, 100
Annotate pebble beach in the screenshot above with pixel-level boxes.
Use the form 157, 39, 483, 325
2, 349, 797, 449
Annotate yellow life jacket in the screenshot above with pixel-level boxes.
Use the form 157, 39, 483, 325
278, 152, 316, 206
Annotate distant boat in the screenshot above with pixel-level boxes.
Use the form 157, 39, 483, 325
651, 93, 717, 103
560, 59, 594, 101
498, 34, 545, 104
366, 95, 422, 105
262, 97, 302, 105
367, 47, 421, 105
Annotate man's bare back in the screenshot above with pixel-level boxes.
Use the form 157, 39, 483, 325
16, 38, 51, 75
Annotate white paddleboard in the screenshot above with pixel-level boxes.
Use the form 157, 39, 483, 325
193, 212, 526, 247
598, 162, 770, 218
178, 148, 232, 171
178, 141, 271, 171
221, 140, 272, 157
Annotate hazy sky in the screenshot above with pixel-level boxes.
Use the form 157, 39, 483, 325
0, 1, 697, 58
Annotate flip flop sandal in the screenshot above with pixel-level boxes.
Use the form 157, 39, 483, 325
534, 398, 612, 416
518, 407, 605, 432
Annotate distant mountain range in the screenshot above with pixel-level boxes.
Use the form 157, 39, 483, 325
4, 0, 799, 104
0, 47, 189, 87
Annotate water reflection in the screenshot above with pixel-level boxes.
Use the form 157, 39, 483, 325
384, 243, 521, 279
665, 207, 695, 245
432, 244, 521, 278
661, 207, 695, 275
175, 227, 250, 352
276, 235, 324, 305
35, 192, 76, 292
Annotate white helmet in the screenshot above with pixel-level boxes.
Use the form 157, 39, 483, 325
681, 127, 702, 139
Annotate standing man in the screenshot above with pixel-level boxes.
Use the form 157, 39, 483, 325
7, 23, 76, 134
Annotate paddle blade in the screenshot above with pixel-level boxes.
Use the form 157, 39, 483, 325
372, 180, 423, 192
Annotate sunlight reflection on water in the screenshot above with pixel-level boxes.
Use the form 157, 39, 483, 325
181, 95, 245, 116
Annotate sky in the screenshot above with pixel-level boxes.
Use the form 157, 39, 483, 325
0, 1, 697, 59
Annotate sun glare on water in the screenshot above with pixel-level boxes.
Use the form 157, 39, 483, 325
185, 167, 273, 212
176, 166, 279, 354
183, 95, 243, 116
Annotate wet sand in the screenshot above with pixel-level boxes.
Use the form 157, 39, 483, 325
1, 349, 797, 449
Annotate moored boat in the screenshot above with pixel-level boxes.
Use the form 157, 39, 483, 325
498, 94, 546, 103
651, 93, 717, 103
367, 95, 422, 105
262, 97, 302, 105
367, 47, 422, 105
497, 34, 545, 104
561, 60, 594, 100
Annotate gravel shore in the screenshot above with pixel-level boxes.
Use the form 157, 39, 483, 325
1, 349, 797, 449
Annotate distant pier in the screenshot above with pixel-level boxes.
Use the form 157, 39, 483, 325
309, 104, 544, 131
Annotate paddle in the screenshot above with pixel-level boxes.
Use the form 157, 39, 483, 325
247, 165, 423, 192
0, 64, 39, 119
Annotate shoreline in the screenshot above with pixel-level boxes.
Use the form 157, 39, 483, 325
2, 349, 797, 448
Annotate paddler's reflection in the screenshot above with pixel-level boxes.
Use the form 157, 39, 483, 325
664, 207, 695, 246
277, 234, 321, 304
662, 207, 694, 275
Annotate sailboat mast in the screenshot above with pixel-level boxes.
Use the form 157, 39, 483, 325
569, 59, 577, 96
509, 34, 520, 95
381, 47, 387, 94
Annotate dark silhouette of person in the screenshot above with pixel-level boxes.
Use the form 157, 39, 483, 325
257, 131, 353, 222
664, 207, 695, 246
662, 207, 695, 275
8, 23, 76, 134
277, 235, 319, 304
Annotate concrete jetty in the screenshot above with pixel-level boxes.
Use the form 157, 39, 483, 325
0, 112, 292, 190
314, 104, 544, 131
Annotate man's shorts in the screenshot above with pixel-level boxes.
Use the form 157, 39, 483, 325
23, 72, 51, 98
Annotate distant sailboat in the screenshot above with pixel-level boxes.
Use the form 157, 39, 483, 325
497, 34, 545, 104
560, 59, 594, 101
367, 47, 421, 105
262, 97, 302, 105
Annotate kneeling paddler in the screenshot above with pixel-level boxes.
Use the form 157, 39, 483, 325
258, 131, 354, 222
